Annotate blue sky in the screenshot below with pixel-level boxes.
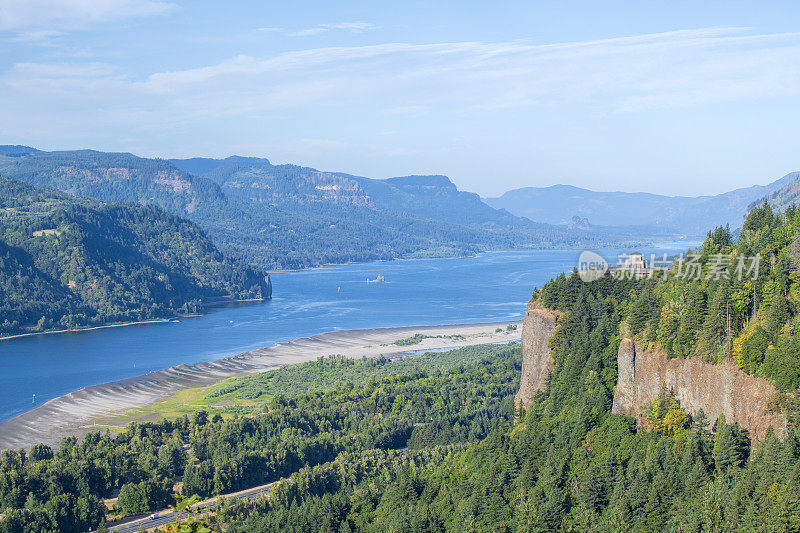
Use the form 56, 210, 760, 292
1, 1, 800, 196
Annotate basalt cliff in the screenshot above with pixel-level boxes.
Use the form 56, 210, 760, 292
611, 338, 785, 440
514, 299, 559, 411
515, 301, 786, 440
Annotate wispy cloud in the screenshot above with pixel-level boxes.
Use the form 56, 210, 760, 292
10, 29, 65, 45
137, 28, 800, 112
257, 21, 375, 38
287, 28, 329, 37
0, 0, 176, 32
3, 27, 800, 147
321, 21, 374, 33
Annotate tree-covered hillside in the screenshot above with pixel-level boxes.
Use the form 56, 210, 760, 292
755, 172, 800, 215
541, 201, 800, 391
192, 156, 530, 228
0, 148, 229, 219
0, 177, 270, 337
0, 147, 609, 270
196, 158, 592, 268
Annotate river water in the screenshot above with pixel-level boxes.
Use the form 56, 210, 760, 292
0, 246, 691, 423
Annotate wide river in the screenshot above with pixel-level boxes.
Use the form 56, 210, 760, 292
0, 246, 691, 423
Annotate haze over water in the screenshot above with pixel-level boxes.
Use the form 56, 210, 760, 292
0, 247, 691, 423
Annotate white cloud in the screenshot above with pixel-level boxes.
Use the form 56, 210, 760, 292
0, 0, 175, 31
288, 28, 329, 37
10, 29, 65, 45
135, 28, 800, 113
321, 21, 374, 33
257, 21, 375, 38
3, 27, 800, 148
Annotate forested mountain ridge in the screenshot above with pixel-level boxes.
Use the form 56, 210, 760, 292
0, 145, 41, 161
0, 148, 231, 221
174, 154, 596, 267
179, 155, 528, 228
754, 171, 800, 214
0, 146, 612, 270
513, 202, 800, 441
0, 177, 270, 337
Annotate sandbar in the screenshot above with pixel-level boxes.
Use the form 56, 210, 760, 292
0, 320, 521, 449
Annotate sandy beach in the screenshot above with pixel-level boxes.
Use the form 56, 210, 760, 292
0, 320, 521, 450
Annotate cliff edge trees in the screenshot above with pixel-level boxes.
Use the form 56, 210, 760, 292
533, 202, 800, 392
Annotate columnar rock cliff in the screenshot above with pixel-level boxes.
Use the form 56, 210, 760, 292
612, 339, 786, 440
514, 299, 559, 411
514, 301, 786, 440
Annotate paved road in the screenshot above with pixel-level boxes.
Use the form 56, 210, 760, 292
109, 509, 189, 533
108, 482, 275, 532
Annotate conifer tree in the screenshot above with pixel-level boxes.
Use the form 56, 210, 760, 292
767, 290, 789, 337
701, 279, 731, 354
676, 283, 706, 357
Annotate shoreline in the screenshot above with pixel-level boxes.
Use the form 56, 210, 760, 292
0, 297, 269, 343
268, 247, 575, 273
266, 239, 697, 273
0, 319, 175, 342
0, 320, 522, 450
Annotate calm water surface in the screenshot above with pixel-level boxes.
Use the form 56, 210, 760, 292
0, 246, 692, 422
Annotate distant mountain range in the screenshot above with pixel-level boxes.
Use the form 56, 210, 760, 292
2, 145, 794, 271
169, 156, 528, 228
0, 176, 270, 337
0, 147, 614, 269
485, 174, 797, 236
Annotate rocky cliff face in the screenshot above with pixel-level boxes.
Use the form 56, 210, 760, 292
514, 300, 559, 411
612, 339, 786, 440
261, 275, 273, 300
513, 301, 786, 439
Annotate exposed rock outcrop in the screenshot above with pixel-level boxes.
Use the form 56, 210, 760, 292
513, 301, 786, 440
514, 299, 559, 411
612, 339, 786, 440
261, 275, 273, 299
